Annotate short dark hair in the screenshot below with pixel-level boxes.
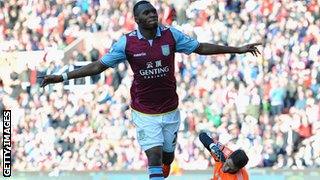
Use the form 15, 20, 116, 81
133, 0, 150, 16
229, 149, 249, 169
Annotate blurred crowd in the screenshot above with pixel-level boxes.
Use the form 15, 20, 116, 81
1, 0, 320, 173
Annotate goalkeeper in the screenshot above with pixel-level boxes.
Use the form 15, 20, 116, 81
199, 132, 249, 180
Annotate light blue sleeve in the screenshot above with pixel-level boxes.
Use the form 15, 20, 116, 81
100, 35, 127, 68
169, 27, 200, 55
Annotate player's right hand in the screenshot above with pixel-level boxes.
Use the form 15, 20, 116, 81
38, 75, 63, 88
238, 42, 262, 56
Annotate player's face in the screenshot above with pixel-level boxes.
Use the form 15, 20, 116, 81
222, 158, 239, 174
135, 4, 158, 29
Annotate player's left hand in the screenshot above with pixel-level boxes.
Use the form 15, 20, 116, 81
238, 43, 262, 56
210, 144, 226, 162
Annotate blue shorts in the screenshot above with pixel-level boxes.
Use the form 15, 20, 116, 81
131, 109, 181, 152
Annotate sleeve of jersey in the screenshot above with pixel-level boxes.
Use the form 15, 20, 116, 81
169, 27, 200, 55
100, 35, 127, 68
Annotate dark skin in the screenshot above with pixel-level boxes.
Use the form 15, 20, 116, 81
133, 3, 261, 56
222, 158, 239, 174
39, 2, 261, 87
38, 1, 261, 169
134, 3, 159, 39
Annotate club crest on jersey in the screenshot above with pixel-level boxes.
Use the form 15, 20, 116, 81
161, 45, 170, 56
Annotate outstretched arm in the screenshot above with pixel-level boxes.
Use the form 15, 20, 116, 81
39, 35, 127, 88
169, 27, 261, 57
194, 42, 261, 56
65, 60, 108, 80
39, 60, 108, 87
199, 132, 226, 162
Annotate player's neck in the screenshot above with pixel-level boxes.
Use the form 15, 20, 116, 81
138, 26, 157, 40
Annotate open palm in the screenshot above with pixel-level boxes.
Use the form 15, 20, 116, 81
238, 43, 262, 56
38, 75, 63, 88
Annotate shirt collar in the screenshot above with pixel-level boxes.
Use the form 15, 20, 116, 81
137, 26, 161, 39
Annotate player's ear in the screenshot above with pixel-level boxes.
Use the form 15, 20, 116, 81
134, 16, 139, 23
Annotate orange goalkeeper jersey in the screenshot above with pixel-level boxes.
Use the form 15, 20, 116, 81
211, 143, 249, 180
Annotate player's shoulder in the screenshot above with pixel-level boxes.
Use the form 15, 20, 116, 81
160, 25, 177, 34
166, 26, 185, 37
126, 30, 138, 37
159, 25, 170, 31
160, 25, 178, 37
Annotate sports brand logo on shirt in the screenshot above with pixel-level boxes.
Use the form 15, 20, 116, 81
133, 52, 147, 57
161, 45, 170, 56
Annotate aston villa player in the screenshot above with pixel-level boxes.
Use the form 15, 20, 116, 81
39, 1, 261, 179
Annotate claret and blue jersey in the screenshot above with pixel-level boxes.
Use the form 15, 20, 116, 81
100, 26, 199, 114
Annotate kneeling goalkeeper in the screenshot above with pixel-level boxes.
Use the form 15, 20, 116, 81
199, 132, 249, 180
